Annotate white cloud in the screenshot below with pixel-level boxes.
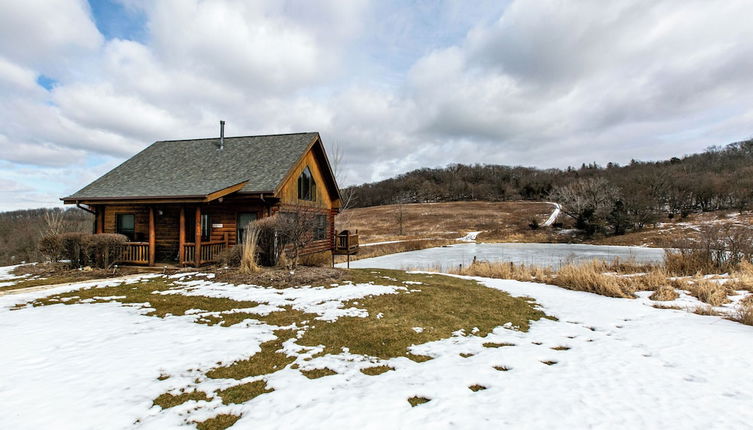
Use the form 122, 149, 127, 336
0, 0, 102, 73
1, 0, 753, 211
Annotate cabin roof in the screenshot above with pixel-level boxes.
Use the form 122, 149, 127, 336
64, 132, 322, 201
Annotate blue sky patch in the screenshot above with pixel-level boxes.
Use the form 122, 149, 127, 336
88, 0, 146, 41
36, 75, 57, 90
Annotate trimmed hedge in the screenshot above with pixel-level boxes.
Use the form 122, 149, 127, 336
39, 233, 128, 269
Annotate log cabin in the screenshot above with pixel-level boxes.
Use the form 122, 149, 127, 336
62, 128, 342, 266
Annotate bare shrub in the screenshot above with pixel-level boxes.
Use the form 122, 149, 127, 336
84, 234, 127, 269
276, 209, 321, 267
256, 215, 286, 267
39, 232, 127, 269
649, 284, 679, 301
39, 234, 64, 262
666, 224, 753, 275
240, 224, 261, 274
299, 251, 331, 267
218, 246, 242, 267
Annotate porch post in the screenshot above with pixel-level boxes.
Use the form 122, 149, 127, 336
195, 206, 202, 267
179, 207, 185, 265
148, 207, 156, 266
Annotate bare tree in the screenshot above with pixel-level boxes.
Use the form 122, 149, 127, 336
550, 177, 619, 235
277, 208, 321, 268
329, 142, 357, 230
43, 209, 66, 236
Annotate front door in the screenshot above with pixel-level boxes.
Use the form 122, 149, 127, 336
155, 207, 180, 262
237, 212, 257, 244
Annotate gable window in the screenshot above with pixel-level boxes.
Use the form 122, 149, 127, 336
297, 166, 316, 201
116, 213, 135, 241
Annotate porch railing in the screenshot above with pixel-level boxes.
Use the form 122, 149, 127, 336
118, 242, 150, 265
182, 241, 227, 266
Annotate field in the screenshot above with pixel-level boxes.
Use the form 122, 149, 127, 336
338, 201, 556, 244
340, 201, 753, 249
1, 264, 751, 429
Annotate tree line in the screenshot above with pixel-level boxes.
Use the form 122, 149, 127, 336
0, 208, 92, 266
345, 138, 753, 235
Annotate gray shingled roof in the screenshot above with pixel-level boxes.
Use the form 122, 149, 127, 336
65, 132, 319, 200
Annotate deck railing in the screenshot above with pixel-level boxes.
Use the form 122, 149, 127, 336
118, 242, 150, 265
182, 241, 227, 266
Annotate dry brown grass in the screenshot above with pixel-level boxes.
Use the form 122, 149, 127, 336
360, 365, 394, 376
216, 380, 273, 405
731, 300, 753, 326
300, 368, 338, 379
649, 284, 680, 301
407, 396, 431, 407
207, 330, 297, 380
338, 201, 555, 244
153, 390, 211, 409
195, 414, 241, 430
686, 279, 732, 306
729, 261, 753, 292
1, 263, 153, 293
468, 384, 487, 392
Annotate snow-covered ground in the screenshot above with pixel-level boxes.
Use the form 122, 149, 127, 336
0, 268, 751, 429
340, 242, 666, 270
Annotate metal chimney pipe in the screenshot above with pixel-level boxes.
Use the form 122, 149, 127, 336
219, 120, 225, 150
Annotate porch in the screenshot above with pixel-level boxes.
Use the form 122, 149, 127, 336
111, 206, 232, 267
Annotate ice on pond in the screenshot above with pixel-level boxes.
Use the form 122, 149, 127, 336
341, 243, 666, 270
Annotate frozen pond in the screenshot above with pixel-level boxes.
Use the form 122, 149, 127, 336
341, 243, 666, 270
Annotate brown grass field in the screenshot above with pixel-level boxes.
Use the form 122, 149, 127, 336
337, 201, 556, 244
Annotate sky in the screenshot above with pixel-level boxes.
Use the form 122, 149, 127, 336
1, 0, 752, 211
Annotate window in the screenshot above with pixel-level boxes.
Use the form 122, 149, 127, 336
297, 166, 316, 201
201, 214, 211, 241
116, 213, 135, 241
314, 214, 327, 241
237, 212, 257, 244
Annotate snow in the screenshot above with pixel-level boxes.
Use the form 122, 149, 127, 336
339, 242, 666, 270
1, 267, 752, 429
457, 231, 481, 242
542, 202, 561, 227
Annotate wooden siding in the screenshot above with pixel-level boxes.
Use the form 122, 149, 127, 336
277, 150, 335, 208
102, 205, 149, 240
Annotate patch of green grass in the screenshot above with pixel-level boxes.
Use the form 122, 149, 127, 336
216, 380, 273, 405
482, 342, 516, 348
153, 390, 211, 409
360, 365, 394, 376
206, 330, 297, 380
298, 269, 548, 360
407, 396, 431, 407
195, 413, 241, 430
459, 352, 475, 358
21, 277, 260, 319
405, 353, 433, 362
468, 384, 486, 392
300, 368, 338, 379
